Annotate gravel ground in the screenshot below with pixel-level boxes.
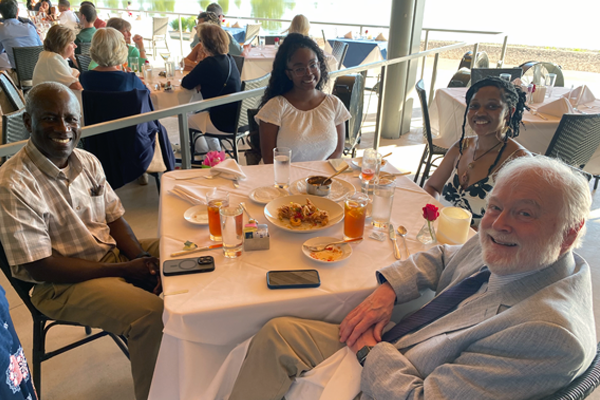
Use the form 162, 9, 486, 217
422, 40, 600, 73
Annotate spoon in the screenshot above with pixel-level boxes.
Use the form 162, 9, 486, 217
321, 163, 350, 184
397, 225, 410, 257
240, 202, 257, 224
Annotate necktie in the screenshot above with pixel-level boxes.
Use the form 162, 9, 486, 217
382, 269, 491, 343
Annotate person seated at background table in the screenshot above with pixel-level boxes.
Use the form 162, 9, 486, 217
256, 33, 350, 163
33, 0, 50, 12
182, 23, 241, 153
87, 17, 145, 70
80, 27, 145, 91
80, 1, 106, 28
57, 0, 78, 29
228, 155, 596, 400
189, 2, 242, 56
74, 3, 95, 54
26, 0, 38, 10
184, 11, 219, 71
424, 77, 529, 228
0, 82, 163, 400
32, 24, 82, 90
0, 0, 42, 69
288, 14, 310, 36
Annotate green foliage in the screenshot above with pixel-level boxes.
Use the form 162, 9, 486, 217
170, 18, 180, 30
250, 0, 295, 31
186, 16, 197, 31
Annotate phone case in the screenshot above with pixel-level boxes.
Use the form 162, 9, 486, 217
163, 256, 215, 276
266, 270, 321, 289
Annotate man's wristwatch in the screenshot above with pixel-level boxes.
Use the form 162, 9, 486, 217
356, 345, 373, 367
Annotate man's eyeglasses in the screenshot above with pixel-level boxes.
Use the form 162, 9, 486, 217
287, 62, 320, 77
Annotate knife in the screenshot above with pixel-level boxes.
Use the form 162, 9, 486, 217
170, 244, 223, 257
388, 223, 402, 260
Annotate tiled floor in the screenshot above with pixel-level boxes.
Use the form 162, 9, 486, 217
3, 97, 600, 399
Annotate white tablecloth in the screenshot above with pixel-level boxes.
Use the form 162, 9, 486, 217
429, 87, 600, 174
148, 160, 466, 400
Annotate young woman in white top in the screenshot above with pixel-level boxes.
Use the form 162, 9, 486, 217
256, 33, 351, 163
32, 24, 82, 90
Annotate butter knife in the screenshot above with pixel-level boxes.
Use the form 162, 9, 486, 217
388, 223, 402, 260
170, 244, 223, 257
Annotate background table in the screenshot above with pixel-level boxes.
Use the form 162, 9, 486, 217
328, 38, 388, 68
429, 87, 600, 174
148, 161, 461, 399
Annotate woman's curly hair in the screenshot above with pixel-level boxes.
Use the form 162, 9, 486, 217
459, 76, 528, 175
260, 33, 329, 108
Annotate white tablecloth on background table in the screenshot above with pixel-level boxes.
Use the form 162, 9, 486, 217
148, 160, 469, 400
429, 87, 600, 174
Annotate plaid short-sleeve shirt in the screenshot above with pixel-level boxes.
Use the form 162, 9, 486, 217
0, 140, 125, 282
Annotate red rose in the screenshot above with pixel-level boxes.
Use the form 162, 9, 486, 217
422, 204, 439, 222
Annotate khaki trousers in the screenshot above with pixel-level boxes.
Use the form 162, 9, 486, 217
229, 316, 348, 400
31, 239, 163, 400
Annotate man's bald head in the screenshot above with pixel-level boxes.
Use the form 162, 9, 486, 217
25, 82, 80, 117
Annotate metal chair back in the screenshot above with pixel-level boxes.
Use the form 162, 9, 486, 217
331, 41, 349, 70
520, 61, 565, 87
152, 16, 169, 37
2, 108, 29, 145
0, 71, 25, 111
13, 45, 43, 89
244, 23, 261, 43
78, 42, 91, 56
76, 54, 92, 72
544, 113, 600, 170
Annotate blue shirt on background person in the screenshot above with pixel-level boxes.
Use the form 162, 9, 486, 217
0, 18, 42, 68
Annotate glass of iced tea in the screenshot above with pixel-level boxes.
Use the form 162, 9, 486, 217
206, 189, 229, 241
344, 193, 370, 240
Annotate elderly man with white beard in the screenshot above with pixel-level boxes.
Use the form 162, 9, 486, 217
228, 155, 596, 400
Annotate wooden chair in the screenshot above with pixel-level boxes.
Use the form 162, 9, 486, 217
414, 79, 448, 187
544, 113, 600, 190
544, 343, 600, 399
13, 45, 43, 90
191, 73, 270, 163
331, 41, 349, 70
0, 241, 129, 398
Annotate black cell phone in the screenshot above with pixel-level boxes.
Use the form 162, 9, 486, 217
266, 269, 321, 289
163, 256, 215, 276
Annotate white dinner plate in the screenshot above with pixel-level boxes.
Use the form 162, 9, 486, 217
289, 178, 356, 203
264, 195, 344, 233
184, 205, 208, 225
249, 186, 289, 205
302, 236, 353, 264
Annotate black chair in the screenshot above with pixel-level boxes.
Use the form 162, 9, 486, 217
13, 45, 43, 90
544, 113, 600, 190
2, 108, 29, 144
75, 54, 92, 73
77, 42, 91, 56
470, 67, 523, 85
520, 61, 565, 87
231, 54, 245, 75
544, 343, 600, 399
0, 241, 129, 398
0, 70, 25, 111
191, 73, 271, 163
331, 41, 349, 70
447, 68, 471, 88
457, 50, 489, 70
414, 79, 448, 187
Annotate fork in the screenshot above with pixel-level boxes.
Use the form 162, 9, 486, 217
303, 237, 363, 252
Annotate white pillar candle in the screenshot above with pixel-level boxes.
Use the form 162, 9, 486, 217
436, 207, 472, 245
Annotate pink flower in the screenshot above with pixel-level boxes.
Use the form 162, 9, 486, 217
203, 150, 226, 167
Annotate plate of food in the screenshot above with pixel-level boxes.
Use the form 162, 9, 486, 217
289, 178, 355, 203
264, 195, 343, 233
302, 237, 353, 264
184, 205, 208, 225
249, 186, 289, 205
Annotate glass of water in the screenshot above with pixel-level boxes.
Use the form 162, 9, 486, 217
129, 57, 139, 74
545, 73, 557, 97
220, 204, 244, 258
166, 61, 176, 78
259, 36, 265, 49
371, 178, 395, 229
273, 147, 291, 189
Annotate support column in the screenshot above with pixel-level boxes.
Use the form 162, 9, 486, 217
379, 0, 426, 139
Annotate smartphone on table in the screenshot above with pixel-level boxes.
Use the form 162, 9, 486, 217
163, 256, 215, 276
266, 269, 321, 289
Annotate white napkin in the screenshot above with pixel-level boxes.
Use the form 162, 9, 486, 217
211, 159, 247, 180
375, 33, 387, 41
168, 184, 208, 205
537, 97, 574, 118
562, 85, 596, 105
343, 31, 353, 39
232, 22, 241, 28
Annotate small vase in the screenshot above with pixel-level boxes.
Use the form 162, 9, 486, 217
417, 220, 437, 245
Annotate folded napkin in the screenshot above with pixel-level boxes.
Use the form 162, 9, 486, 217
211, 159, 247, 180
537, 97, 574, 118
168, 184, 209, 205
343, 31, 353, 39
375, 33, 387, 41
232, 22, 241, 28
562, 85, 596, 105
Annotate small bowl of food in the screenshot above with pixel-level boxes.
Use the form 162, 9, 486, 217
306, 176, 332, 197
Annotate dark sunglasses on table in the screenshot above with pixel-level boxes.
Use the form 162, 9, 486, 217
287, 62, 320, 77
